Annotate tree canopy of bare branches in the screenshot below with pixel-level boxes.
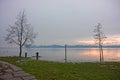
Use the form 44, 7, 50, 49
5, 11, 36, 57
94, 23, 106, 62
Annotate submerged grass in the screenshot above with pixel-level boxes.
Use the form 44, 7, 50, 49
0, 56, 120, 80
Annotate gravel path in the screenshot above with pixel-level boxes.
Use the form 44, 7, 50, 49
0, 61, 37, 80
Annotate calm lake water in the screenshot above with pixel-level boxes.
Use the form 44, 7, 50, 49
0, 48, 120, 62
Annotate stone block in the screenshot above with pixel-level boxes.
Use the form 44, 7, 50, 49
8, 64, 22, 71
22, 76, 36, 80
0, 73, 14, 79
13, 71, 30, 77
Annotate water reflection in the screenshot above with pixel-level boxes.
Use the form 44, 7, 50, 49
67, 48, 100, 62
0, 48, 120, 62
81, 48, 120, 61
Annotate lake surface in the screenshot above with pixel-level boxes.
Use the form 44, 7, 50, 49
0, 48, 120, 62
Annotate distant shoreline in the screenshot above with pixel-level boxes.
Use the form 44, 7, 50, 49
1, 45, 120, 49
25, 45, 120, 48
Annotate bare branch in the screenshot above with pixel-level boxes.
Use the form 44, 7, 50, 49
5, 11, 36, 57
93, 23, 107, 62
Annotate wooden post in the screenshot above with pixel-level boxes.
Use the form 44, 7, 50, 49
36, 52, 39, 60
65, 44, 67, 62
25, 52, 27, 58
100, 45, 104, 62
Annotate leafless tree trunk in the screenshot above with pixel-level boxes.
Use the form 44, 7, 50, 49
5, 11, 36, 57
94, 23, 106, 62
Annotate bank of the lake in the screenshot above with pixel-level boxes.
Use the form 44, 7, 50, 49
0, 57, 120, 80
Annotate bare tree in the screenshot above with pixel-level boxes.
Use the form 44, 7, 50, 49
94, 23, 106, 62
5, 11, 36, 57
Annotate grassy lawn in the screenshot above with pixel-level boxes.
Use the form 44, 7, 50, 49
0, 56, 120, 80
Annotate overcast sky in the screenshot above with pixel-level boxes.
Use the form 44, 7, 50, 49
0, 0, 120, 46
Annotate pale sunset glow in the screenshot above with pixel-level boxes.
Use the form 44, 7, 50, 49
76, 34, 120, 45
105, 34, 120, 45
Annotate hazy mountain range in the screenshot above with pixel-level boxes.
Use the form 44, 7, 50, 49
25, 45, 120, 48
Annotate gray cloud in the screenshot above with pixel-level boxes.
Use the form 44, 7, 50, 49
0, 0, 120, 46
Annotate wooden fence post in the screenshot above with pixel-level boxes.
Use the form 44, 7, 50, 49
36, 52, 39, 60
25, 52, 27, 58
65, 44, 67, 62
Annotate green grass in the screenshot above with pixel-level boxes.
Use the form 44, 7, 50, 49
0, 56, 120, 80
